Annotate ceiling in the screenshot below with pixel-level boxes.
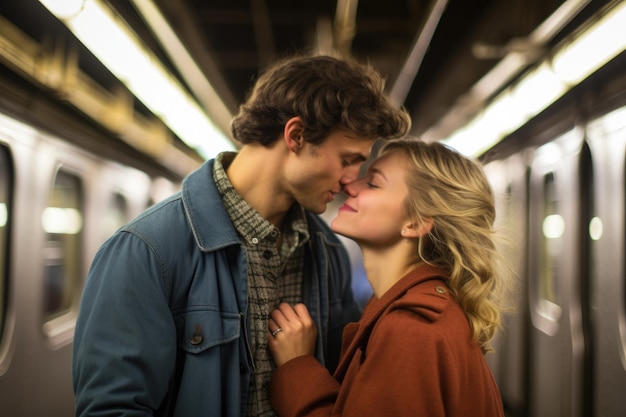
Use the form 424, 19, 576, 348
109, 0, 613, 143
0, 0, 617, 148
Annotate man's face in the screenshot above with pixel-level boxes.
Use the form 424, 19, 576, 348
283, 130, 375, 214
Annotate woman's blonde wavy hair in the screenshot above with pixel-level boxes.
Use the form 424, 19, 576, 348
378, 138, 512, 352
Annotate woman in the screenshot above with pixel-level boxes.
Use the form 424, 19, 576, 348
267, 138, 509, 416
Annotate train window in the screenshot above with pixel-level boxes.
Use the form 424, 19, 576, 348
102, 192, 129, 240
0, 145, 12, 340
538, 173, 562, 313
42, 169, 83, 320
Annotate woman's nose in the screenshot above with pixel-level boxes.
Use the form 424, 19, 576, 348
342, 179, 360, 197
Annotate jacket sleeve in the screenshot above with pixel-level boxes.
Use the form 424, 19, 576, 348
72, 231, 176, 417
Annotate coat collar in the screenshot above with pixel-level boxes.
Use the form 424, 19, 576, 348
334, 263, 448, 380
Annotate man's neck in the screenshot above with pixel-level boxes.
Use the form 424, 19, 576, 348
226, 144, 294, 227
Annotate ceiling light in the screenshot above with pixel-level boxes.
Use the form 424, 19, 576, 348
443, 1, 626, 156
39, 0, 235, 159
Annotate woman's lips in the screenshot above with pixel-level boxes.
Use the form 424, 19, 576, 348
338, 203, 356, 212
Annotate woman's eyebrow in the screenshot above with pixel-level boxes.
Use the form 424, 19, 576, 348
368, 167, 388, 182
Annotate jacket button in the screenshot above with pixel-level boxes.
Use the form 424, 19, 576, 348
190, 323, 203, 345
240, 363, 247, 373
435, 286, 446, 294
263, 250, 272, 259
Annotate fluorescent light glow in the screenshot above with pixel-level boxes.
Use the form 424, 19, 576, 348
444, 1, 626, 156
513, 62, 566, 118
0, 203, 6, 227
38, 0, 85, 18
542, 214, 565, 239
535, 141, 563, 166
553, 3, 626, 84
42, 207, 83, 234
39, 0, 235, 159
589, 216, 603, 241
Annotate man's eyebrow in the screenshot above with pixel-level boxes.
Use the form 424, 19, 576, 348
346, 153, 368, 163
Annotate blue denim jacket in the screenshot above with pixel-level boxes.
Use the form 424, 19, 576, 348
72, 159, 361, 417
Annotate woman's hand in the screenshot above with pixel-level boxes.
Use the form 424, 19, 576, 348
268, 302, 318, 367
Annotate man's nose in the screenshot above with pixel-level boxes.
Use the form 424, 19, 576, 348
340, 164, 361, 185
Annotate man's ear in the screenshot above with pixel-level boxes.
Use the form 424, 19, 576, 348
402, 218, 433, 238
283, 116, 305, 152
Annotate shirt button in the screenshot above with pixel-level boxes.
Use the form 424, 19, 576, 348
263, 250, 273, 259
435, 286, 446, 294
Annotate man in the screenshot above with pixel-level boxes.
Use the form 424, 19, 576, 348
72, 53, 410, 417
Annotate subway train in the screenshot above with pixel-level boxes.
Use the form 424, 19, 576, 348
481, 44, 626, 417
0, 71, 201, 415
1, 10, 626, 417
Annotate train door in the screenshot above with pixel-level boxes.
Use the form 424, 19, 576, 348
586, 105, 626, 417
527, 128, 592, 417
485, 153, 530, 417
0, 142, 12, 362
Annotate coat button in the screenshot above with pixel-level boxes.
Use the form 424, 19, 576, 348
190, 323, 203, 345
435, 286, 446, 294
263, 250, 272, 259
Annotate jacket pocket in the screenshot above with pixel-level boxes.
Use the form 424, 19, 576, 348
176, 310, 240, 353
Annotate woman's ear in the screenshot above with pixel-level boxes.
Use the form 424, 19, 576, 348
402, 218, 433, 238
283, 116, 305, 152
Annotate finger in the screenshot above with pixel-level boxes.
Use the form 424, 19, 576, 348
269, 308, 288, 327
268, 317, 280, 333
293, 303, 312, 321
277, 302, 300, 322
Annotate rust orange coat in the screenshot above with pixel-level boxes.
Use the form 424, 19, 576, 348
270, 264, 504, 417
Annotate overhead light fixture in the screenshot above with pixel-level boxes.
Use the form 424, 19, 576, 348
37, 0, 85, 19
443, 1, 626, 156
552, 3, 626, 84
38, 0, 235, 159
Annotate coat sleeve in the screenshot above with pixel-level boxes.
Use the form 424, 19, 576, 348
270, 355, 340, 417
269, 309, 454, 417
72, 231, 177, 417
334, 309, 452, 416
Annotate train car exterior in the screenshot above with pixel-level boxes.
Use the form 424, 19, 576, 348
484, 48, 626, 417
0, 40, 199, 411
0, 108, 187, 416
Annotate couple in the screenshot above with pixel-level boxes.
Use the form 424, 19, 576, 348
72, 53, 506, 417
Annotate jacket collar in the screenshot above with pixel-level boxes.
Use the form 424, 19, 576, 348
182, 159, 242, 251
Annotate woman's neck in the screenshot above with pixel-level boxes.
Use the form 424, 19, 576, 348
360, 244, 420, 298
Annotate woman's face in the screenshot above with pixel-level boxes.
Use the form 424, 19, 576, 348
331, 150, 413, 246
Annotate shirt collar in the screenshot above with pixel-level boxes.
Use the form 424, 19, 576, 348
213, 152, 309, 248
